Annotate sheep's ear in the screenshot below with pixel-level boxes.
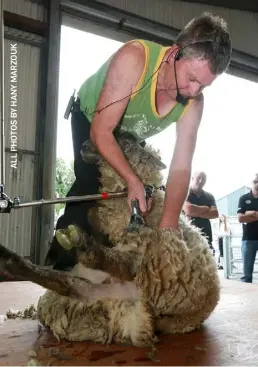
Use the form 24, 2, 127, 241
116, 132, 137, 154
117, 132, 167, 171
81, 133, 166, 170
80, 139, 101, 163
139, 150, 167, 170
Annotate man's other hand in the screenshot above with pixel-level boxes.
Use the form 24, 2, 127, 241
127, 178, 147, 214
143, 197, 153, 217
159, 219, 178, 230
246, 211, 256, 217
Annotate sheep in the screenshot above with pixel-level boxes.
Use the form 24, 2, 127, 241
0, 131, 220, 349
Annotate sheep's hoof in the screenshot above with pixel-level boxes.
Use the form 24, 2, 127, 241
147, 344, 160, 363
56, 225, 82, 250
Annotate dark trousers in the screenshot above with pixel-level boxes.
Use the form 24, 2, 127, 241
56, 102, 101, 233
218, 237, 224, 257
44, 102, 101, 269
241, 240, 258, 283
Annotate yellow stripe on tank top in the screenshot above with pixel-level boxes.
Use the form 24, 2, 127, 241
150, 46, 178, 119
129, 39, 150, 100
150, 46, 194, 120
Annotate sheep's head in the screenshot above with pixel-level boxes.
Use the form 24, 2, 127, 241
81, 132, 166, 192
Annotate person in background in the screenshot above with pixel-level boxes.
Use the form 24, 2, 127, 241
237, 173, 258, 283
183, 171, 219, 255
217, 214, 231, 269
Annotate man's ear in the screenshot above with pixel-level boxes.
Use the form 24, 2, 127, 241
167, 46, 180, 66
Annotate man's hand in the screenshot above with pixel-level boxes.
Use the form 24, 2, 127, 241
144, 197, 153, 217
196, 206, 218, 219
127, 177, 147, 214
238, 211, 258, 223
159, 218, 178, 230
245, 211, 258, 221
246, 210, 256, 217
201, 205, 210, 212
183, 202, 210, 217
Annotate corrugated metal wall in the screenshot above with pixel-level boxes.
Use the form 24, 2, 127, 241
1, 36, 41, 256
216, 186, 250, 216
96, 0, 258, 58
4, 0, 46, 21
1, 0, 47, 258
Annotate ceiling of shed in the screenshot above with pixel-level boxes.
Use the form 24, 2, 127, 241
176, 0, 258, 13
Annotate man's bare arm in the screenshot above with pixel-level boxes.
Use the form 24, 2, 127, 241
184, 202, 218, 219
90, 42, 147, 212
199, 206, 219, 219
183, 202, 210, 217
159, 94, 204, 229
238, 211, 258, 224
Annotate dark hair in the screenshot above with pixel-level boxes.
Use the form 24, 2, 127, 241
175, 12, 232, 75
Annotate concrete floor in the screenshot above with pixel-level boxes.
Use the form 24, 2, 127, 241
1, 278, 258, 366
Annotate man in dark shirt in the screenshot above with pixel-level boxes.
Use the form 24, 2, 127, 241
237, 174, 258, 283
183, 171, 218, 254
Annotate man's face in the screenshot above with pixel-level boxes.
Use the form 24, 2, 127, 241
192, 172, 207, 191
166, 53, 217, 99
252, 175, 258, 192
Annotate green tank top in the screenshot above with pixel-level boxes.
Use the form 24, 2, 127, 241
78, 39, 193, 141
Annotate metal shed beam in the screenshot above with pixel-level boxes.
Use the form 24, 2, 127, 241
175, 0, 258, 13
37, 0, 61, 265
4, 11, 48, 37
61, 0, 258, 77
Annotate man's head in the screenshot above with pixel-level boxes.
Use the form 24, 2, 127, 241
252, 173, 258, 193
165, 12, 232, 99
191, 171, 207, 192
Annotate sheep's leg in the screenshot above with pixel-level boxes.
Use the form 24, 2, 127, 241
56, 225, 142, 281
155, 315, 201, 334
0, 243, 95, 297
0, 243, 141, 301
78, 245, 141, 281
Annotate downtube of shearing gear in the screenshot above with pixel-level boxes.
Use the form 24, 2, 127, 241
0, 0, 5, 193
